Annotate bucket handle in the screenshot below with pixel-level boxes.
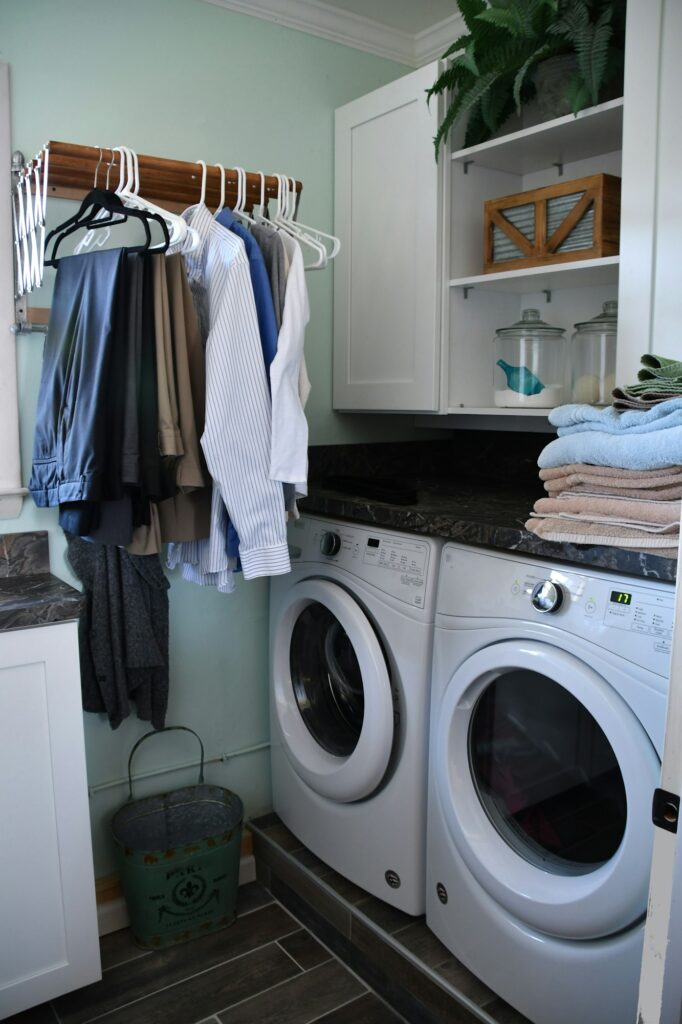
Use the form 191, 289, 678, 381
126, 726, 205, 801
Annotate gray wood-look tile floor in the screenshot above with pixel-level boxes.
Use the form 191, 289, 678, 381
4, 883, 405, 1024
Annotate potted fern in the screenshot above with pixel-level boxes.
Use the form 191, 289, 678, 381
428, 0, 626, 157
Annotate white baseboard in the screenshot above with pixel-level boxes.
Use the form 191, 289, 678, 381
97, 854, 257, 937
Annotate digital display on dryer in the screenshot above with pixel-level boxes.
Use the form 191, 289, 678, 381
610, 590, 632, 606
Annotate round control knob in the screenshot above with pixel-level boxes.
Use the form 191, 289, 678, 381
531, 580, 564, 614
320, 531, 341, 557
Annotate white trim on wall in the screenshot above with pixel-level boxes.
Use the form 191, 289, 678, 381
199, 0, 463, 68
0, 62, 24, 521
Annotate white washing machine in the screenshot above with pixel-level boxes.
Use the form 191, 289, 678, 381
426, 544, 675, 1024
270, 515, 442, 914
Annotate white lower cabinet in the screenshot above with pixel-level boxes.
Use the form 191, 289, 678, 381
0, 621, 100, 1018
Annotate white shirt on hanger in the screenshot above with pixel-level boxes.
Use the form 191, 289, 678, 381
269, 230, 310, 490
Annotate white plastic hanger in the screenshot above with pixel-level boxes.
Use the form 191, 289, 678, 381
284, 173, 340, 262
271, 173, 327, 270
12, 186, 25, 296
195, 159, 207, 207
128, 146, 200, 251
214, 162, 226, 217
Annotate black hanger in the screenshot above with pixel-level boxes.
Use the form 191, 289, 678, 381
44, 188, 170, 266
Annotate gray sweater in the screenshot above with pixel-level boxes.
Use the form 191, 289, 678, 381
66, 534, 170, 730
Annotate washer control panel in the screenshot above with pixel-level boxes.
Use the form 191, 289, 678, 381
291, 516, 440, 610
439, 544, 675, 676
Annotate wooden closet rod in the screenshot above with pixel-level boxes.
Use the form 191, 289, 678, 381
32, 141, 303, 213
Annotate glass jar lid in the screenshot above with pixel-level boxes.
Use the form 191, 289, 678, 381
496, 307, 566, 338
574, 300, 618, 332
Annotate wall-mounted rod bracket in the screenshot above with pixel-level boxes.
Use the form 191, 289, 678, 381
462, 286, 475, 299
552, 161, 564, 177
462, 160, 475, 175
543, 289, 552, 303
11, 296, 48, 335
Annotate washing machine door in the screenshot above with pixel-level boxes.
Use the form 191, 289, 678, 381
272, 578, 394, 802
434, 640, 660, 940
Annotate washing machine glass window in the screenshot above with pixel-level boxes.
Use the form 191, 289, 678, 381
469, 669, 627, 876
290, 603, 365, 757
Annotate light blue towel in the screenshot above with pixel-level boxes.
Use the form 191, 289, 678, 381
537, 427, 682, 471
550, 398, 682, 435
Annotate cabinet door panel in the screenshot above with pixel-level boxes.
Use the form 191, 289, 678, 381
334, 63, 442, 412
0, 623, 100, 1017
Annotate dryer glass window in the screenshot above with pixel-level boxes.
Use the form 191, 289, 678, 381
290, 603, 365, 757
469, 670, 627, 875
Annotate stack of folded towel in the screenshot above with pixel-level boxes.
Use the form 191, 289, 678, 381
613, 354, 682, 410
526, 397, 682, 557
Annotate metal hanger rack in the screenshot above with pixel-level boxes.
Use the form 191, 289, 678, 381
11, 140, 304, 334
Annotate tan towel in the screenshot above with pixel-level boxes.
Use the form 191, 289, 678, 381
544, 480, 682, 499
530, 512, 678, 534
533, 494, 681, 527
540, 463, 682, 482
525, 517, 679, 555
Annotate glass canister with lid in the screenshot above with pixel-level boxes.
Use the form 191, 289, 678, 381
571, 301, 618, 405
494, 308, 567, 408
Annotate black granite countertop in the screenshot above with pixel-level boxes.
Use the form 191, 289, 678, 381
301, 478, 677, 583
0, 531, 84, 632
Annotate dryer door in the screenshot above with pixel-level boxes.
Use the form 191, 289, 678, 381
433, 640, 660, 940
272, 578, 394, 802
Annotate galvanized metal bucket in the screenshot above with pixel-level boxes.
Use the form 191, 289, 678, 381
112, 726, 243, 949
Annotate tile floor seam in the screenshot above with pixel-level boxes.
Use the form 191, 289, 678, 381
302, 991, 376, 1024
275, 938, 311, 974
267, 893, 372, 998
63, 936, 298, 1024
232, 896, 276, 920
101, 950, 153, 974
258, 838, 495, 1024
211, 953, 322, 1018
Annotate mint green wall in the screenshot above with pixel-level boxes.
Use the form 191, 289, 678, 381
0, 0, 413, 876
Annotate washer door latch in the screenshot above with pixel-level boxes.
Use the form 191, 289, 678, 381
652, 788, 680, 834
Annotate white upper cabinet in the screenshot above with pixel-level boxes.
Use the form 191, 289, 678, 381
333, 3, 662, 418
334, 62, 443, 413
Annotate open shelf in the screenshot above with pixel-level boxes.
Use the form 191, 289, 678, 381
450, 98, 623, 176
449, 255, 619, 294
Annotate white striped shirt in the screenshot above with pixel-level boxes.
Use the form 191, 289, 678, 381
167, 204, 290, 587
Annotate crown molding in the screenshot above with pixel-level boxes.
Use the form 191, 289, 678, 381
415, 12, 464, 66
200, 0, 419, 66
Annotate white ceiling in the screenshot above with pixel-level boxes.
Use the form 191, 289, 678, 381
201, 0, 464, 66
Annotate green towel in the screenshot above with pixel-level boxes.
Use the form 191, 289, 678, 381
639, 354, 682, 382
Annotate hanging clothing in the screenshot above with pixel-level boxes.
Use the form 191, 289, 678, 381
30, 247, 128, 509
250, 222, 288, 331
269, 230, 311, 488
66, 532, 170, 730
167, 203, 289, 587
217, 207, 278, 375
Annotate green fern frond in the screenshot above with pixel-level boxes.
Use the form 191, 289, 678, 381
439, 32, 472, 61
512, 42, 552, 110
476, 6, 535, 38
457, 0, 487, 32
575, 8, 613, 103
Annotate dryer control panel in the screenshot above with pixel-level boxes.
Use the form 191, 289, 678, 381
438, 544, 675, 677
289, 517, 439, 610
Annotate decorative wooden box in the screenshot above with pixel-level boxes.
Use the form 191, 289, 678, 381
483, 173, 621, 273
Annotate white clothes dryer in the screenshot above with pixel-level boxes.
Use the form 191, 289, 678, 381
270, 515, 442, 915
426, 544, 675, 1024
